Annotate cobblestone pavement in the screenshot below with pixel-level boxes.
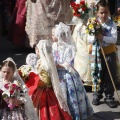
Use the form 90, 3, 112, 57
0, 36, 120, 120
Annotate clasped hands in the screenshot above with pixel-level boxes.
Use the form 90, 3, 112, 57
4, 97, 23, 108
95, 33, 103, 40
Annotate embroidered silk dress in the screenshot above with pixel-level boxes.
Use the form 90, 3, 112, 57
52, 43, 94, 120
20, 61, 72, 120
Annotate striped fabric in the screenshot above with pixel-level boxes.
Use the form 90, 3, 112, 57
90, 39, 102, 92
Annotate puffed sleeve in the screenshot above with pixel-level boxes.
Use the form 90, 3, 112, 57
103, 22, 117, 44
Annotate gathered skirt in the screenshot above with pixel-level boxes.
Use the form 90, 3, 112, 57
32, 87, 72, 120
57, 68, 94, 120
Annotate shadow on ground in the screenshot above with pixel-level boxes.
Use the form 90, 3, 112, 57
88, 111, 120, 120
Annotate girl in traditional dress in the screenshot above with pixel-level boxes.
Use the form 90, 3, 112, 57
52, 22, 94, 120
70, 0, 99, 86
19, 40, 72, 119
0, 57, 38, 120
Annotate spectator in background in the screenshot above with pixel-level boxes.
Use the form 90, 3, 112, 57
116, 0, 120, 14
108, 0, 120, 16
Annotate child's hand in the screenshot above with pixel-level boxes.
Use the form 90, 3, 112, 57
9, 98, 23, 106
14, 99, 23, 105
7, 98, 16, 110
95, 33, 103, 40
8, 98, 23, 110
9, 98, 16, 106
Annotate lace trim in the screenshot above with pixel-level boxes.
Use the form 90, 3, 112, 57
25, 0, 71, 48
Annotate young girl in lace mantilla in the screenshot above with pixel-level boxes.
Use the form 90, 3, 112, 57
0, 57, 38, 120
52, 22, 94, 120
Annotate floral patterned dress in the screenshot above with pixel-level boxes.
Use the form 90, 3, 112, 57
52, 44, 94, 120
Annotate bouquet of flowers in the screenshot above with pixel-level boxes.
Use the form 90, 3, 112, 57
85, 17, 102, 36
2, 80, 22, 110
18, 65, 32, 82
70, 0, 89, 17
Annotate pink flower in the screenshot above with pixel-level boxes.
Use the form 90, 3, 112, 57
12, 84, 17, 90
4, 83, 9, 89
8, 103, 15, 110
10, 90, 14, 95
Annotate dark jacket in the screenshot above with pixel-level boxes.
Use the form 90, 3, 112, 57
108, 0, 120, 15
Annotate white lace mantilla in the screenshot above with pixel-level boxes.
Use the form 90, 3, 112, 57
25, 0, 71, 47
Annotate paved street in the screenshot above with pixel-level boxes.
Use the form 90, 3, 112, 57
0, 36, 120, 120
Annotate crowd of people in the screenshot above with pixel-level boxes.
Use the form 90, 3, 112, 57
0, 0, 120, 120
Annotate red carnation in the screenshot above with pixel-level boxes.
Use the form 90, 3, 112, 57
10, 90, 14, 95
71, 0, 88, 17
82, 7, 86, 11
76, 4, 80, 8
80, 1, 85, 5
12, 84, 17, 88
73, 7, 78, 12
70, 2, 76, 7
74, 13, 81, 17
4, 84, 9, 89
11, 84, 17, 90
